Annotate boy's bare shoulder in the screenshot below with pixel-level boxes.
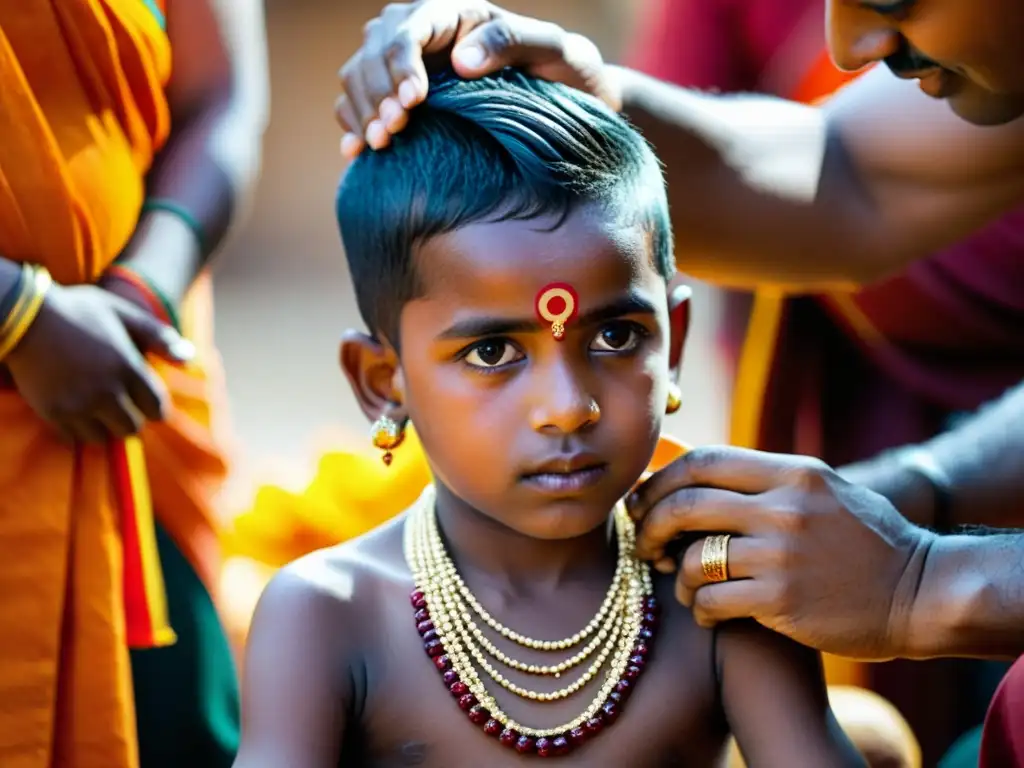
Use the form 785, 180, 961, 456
254, 513, 411, 642
237, 517, 415, 766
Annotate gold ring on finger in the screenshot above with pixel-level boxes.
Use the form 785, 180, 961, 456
701, 534, 731, 584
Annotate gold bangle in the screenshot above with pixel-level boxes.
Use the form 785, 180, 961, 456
0, 263, 34, 341
0, 265, 52, 361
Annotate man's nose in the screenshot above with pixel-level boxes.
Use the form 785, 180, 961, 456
826, 1, 901, 72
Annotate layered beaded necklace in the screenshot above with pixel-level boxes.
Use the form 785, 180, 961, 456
405, 486, 660, 758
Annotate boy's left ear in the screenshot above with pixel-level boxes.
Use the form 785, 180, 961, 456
666, 273, 692, 381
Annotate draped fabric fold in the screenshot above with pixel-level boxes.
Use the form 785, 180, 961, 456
980, 656, 1024, 767
730, 142, 1024, 463
0, 2, 229, 766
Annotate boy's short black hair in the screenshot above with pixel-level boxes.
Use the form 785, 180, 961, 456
336, 68, 673, 346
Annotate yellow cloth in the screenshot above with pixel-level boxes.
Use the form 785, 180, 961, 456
225, 427, 434, 570
0, 3, 229, 766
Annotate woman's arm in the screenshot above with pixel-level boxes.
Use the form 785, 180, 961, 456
114, 0, 270, 307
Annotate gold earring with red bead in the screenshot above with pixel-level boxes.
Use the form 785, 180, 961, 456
666, 383, 682, 415
371, 413, 407, 466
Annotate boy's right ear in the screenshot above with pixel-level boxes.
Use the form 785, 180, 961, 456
339, 330, 403, 422
666, 274, 692, 374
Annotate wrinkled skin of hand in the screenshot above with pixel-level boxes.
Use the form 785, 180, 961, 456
627, 446, 936, 660
336, 0, 611, 157
5, 282, 193, 444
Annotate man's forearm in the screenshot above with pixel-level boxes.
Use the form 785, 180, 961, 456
614, 63, 1024, 290
843, 382, 1024, 530
905, 532, 1024, 659
614, 66, 878, 290
928, 383, 1024, 530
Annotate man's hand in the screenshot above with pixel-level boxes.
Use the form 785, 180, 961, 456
627, 446, 936, 660
336, 0, 610, 158
4, 284, 194, 444
839, 455, 940, 529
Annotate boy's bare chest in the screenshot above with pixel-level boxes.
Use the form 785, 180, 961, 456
349, 600, 728, 768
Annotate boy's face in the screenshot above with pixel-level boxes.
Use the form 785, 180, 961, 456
391, 205, 673, 540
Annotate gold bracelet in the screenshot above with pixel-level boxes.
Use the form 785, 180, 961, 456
0, 264, 52, 362
0, 264, 34, 341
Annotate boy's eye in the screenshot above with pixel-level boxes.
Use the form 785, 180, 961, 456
590, 322, 644, 353
464, 339, 521, 368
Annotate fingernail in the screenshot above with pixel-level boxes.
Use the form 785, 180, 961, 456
398, 79, 419, 109
454, 45, 486, 69
340, 133, 362, 158
655, 558, 676, 574
364, 120, 388, 150
379, 97, 402, 126
169, 338, 195, 362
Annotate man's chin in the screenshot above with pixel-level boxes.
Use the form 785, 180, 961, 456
947, 87, 1024, 126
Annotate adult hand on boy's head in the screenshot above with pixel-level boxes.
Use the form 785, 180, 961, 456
627, 446, 936, 660
337, 0, 611, 158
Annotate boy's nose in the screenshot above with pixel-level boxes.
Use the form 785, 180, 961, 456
529, 363, 600, 436
826, 1, 901, 72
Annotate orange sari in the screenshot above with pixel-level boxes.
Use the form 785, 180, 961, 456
0, 3, 229, 766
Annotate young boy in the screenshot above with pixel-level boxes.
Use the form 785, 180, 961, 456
234, 70, 864, 767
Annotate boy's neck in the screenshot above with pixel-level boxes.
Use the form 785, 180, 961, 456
432, 483, 618, 595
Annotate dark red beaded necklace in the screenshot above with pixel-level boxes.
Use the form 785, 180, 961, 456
411, 591, 660, 758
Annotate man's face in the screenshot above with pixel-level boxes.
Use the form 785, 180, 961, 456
395, 206, 671, 541
827, 0, 1024, 125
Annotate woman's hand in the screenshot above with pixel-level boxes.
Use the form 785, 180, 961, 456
5, 283, 193, 443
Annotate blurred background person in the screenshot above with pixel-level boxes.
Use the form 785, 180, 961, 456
0, 0, 267, 765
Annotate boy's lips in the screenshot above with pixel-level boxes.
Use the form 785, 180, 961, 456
521, 452, 606, 477
520, 453, 608, 495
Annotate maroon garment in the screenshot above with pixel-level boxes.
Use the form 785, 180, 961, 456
980, 656, 1024, 767
627, 0, 824, 95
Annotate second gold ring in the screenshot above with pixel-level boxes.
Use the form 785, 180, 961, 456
701, 534, 731, 583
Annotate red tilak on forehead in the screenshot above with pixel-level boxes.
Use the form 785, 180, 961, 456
535, 282, 579, 341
